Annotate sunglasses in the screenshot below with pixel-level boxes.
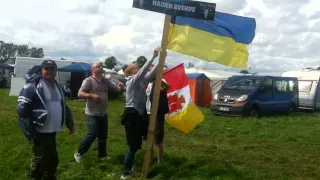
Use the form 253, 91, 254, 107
94, 65, 103, 69
44, 67, 56, 71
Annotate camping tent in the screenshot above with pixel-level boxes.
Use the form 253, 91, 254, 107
186, 73, 212, 106
58, 62, 92, 98
118, 69, 124, 75
58, 62, 91, 73
185, 68, 240, 80
103, 68, 117, 74
0, 63, 13, 88
256, 72, 284, 76
185, 68, 241, 95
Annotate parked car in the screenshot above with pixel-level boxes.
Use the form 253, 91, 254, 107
210, 75, 299, 117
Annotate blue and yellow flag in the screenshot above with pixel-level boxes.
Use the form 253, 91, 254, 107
167, 12, 256, 68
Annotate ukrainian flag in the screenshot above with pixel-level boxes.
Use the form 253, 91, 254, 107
167, 12, 256, 68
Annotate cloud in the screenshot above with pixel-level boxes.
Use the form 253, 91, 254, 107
0, 0, 319, 73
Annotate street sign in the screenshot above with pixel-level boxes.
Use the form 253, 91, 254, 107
133, 0, 216, 20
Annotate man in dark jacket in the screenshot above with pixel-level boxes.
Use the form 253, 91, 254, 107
17, 60, 74, 180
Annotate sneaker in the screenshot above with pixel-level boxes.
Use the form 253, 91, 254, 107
120, 175, 131, 180
99, 156, 111, 161
74, 152, 84, 163
120, 170, 137, 179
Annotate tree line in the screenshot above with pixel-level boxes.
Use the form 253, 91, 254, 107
104, 56, 148, 70
0, 40, 44, 63
104, 56, 169, 71
0, 40, 170, 71
0, 40, 304, 75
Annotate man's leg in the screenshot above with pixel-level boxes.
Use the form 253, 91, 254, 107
142, 111, 149, 140
155, 144, 164, 163
155, 115, 165, 163
97, 115, 108, 159
74, 116, 98, 162
43, 133, 58, 180
122, 146, 138, 176
28, 136, 46, 180
121, 116, 142, 178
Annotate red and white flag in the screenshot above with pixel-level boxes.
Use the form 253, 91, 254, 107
163, 63, 204, 133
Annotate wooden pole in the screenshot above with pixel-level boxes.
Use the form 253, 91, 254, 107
141, 14, 171, 179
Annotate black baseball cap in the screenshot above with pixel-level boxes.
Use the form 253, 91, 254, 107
41, 60, 57, 68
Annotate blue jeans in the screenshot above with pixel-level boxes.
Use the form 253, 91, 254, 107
123, 146, 138, 175
77, 115, 108, 158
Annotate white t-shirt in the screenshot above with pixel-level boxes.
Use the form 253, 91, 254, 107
146, 82, 153, 114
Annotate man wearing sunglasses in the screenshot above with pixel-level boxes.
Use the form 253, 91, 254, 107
17, 60, 74, 180
74, 62, 124, 163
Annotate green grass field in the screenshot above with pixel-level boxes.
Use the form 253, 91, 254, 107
0, 88, 320, 180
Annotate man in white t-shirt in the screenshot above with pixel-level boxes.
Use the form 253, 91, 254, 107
145, 78, 170, 163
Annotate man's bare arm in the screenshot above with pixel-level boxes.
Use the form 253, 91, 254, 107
78, 91, 93, 99
78, 78, 93, 99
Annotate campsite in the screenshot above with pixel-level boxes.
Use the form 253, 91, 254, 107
1, 88, 320, 179
0, 0, 319, 179
1, 56, 320, 179
2, 57, 320, 179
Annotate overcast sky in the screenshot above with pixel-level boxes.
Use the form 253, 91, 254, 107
0, 0, 319, 73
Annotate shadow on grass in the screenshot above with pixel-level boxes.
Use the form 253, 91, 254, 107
148, 157, 244, 179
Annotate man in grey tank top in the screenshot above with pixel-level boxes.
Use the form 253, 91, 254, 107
74, 62, 124, 163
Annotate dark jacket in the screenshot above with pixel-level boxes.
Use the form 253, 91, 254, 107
150, 83, 169, 115
17, 65, 74, 139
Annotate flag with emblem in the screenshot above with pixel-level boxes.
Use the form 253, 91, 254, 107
163, 63, 204, 133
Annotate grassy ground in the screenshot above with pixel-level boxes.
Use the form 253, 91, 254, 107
0, 88, 320, 180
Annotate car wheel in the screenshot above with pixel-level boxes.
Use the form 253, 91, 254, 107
250, 107, 261, 118
288, 105, 296, 115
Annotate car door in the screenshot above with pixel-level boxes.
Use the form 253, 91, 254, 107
273, 79, 292, 112
257, 78, 274, 113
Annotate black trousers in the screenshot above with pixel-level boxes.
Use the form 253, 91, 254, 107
146, 114, 165, 145
121, 107, 144, 150
29, 133, 58, 180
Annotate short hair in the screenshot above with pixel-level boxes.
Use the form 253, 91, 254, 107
124, 64, 139, 77
122, 64, 128, 72
91, 62, 102, 71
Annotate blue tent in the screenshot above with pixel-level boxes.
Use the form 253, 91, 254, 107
186, 73, 209, 79
58, 62, 91, 73
0, 63, 14, 70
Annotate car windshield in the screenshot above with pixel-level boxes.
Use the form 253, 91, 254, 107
223, 76, 263, 91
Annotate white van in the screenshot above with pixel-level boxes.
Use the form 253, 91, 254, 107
282, 69, 320, 110
10, 57, 74, 96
